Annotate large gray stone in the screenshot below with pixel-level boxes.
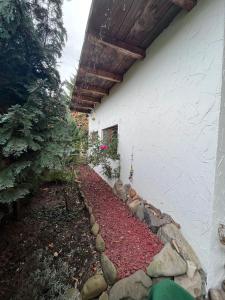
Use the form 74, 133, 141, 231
144, 208, 173, 233
96, 234, 105, 253
113, 179, 127, 202
91, 222, 100, 236
186, 260, 197, 279
157, 223, 201, 269
147, 243, 187, 277
101, 254, 117, 285
136, 201, 145, 221
81, 275, 107, 300
109, 270, 152, 300
209, 289, 225, 300
174, 271, 202, 298
128, 199, 141, 214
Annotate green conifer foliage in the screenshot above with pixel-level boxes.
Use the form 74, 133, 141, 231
0, 0, 78, 204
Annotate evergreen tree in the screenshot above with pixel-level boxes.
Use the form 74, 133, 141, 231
0, 0, 78, 204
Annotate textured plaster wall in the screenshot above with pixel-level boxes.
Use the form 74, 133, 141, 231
89, 0, 225, 287
208, 21, 225, 287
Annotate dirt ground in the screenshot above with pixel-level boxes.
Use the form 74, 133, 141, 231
0, 182, 98, 300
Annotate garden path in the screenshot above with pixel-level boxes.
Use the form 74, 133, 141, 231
78, 165, 163, 279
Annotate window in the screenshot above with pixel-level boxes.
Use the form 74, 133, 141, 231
102, 125, 118, 144
102, 125, 118, 156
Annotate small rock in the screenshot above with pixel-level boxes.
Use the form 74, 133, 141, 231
53, 251, 58, 257
144, 208, 172, 233
157, 223, 201, 269
174, 271, 202, 298
209, 289, 225, 300
133, 195, 141, 201
99, 291, 109, 300
101, 253, 117, 285
64, 288, 81, 300
128, 199, 141, 214
147, 243, 187, 277
91, 222, 100, 236
90, 214, 95, 226
124, 184, 131, 196
96, 234, 105, 252
113, 180, 127, 202
88, 206, 93, 214
81, 275, 107, 300
135, 201, 145, 221
129, 188, 137, 198
109, 270, 152, 300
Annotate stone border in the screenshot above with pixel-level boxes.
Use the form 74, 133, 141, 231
76, 177, 224, 300
76, 180, 110, 300
113, 180, 208, 300
78, 180, 152, 300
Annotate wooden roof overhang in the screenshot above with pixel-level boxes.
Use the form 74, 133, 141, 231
72, 0, 197, 114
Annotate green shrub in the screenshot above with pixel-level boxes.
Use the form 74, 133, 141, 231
88, 136, 120, 179
0, 0, 79, 204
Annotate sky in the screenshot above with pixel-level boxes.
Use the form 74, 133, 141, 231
58, 0, 92, 82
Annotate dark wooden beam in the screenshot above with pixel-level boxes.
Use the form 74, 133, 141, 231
170, 0, 197, 11
71, 106, 91, 114
88, 33, 145, 60
75, 84, 108, 96
73, 94, 101, 103
71, 100, 95, 109
79, 67, 123, 83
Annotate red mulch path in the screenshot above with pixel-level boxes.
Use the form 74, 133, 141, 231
78, 165, 163, 279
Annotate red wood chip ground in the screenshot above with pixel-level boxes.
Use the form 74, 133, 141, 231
78, 165, 163, 279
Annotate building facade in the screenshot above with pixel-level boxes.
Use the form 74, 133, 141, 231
88, 0, 225, 288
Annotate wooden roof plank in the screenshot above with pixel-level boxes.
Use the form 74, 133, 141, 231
75, 84, 109, 96
170, 0, 197, 11
126, 0, 171, 46
89, 0, 135, 38
79, 36, 136, 75
73, 0, 195, 105
73, 95, 101, 103
116, 0, 153, 41
79, 67, 123, 83
88, 33, 145, 60
141, 4, 180, 48
72, 100, 95, 109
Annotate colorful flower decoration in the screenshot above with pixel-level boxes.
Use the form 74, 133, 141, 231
99, 144, 109, 150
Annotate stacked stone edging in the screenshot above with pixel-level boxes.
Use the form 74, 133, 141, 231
112, 180, 207, 300
76, 180, 111, 300
76, 177, 224, 300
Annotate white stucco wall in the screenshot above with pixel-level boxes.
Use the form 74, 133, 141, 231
208, 25, 225, 287
89, 0, 225, 288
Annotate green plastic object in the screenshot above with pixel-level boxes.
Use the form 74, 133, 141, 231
148, 279, 195, 300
